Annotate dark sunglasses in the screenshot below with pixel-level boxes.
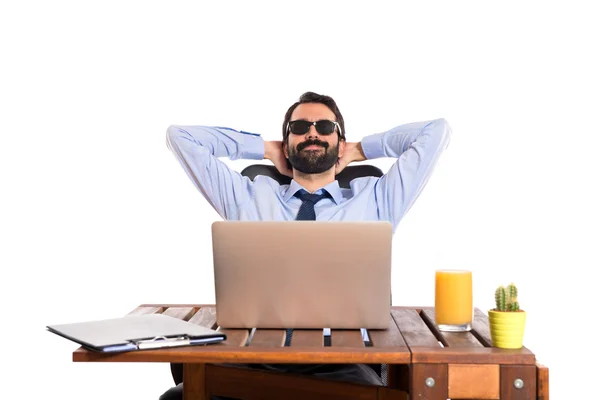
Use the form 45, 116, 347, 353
287, 120, 341, 136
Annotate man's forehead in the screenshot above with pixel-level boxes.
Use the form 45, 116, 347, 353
291, 103, 336, 121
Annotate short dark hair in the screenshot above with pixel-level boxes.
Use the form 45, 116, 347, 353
282, 92, 346, 143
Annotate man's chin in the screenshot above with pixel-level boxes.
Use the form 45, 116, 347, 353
290, 161, 336, 174
289, 147, 338, 174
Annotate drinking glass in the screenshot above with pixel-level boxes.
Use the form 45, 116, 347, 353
435, 269, 473, 332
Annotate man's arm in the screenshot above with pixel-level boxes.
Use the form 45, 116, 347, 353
264, 140, 293, 177
360, 118, 452, 230
166, 125, 265, 219
335, 142, 367, 174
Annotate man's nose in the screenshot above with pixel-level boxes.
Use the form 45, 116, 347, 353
306, 125, 319, 138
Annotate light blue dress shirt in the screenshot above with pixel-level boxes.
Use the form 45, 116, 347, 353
166, 119, 451, 233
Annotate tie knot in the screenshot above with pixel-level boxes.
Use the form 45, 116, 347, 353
294, 190, 329, 205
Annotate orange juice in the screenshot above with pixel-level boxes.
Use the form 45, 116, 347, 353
435, 270, 472, 329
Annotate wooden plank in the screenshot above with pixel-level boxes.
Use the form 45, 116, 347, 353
205, 363, 379, 400
368, 313, 408, 349
162, 306, 196, 321
391, 308, 439, 348
127, 306, 164, 315
248, 329, 286, 348
448, 364, 499, 399
438, 331, 485, 348
183, 363, 207, 400
410, 308, 535, 365
218, 328, 250, 347
411, 363, 448, 400
421, 308, 484, 348
472, 307, 493, 347
500, 365, 537, 400
73, 345, 409, 364
290, 329, 323, 347
409, 346, 536, 364
188, 306, 217, 329
331, 330, 365, 347
536, 362, 550, 400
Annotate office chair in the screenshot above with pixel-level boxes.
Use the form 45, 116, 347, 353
240, 164, 383, 189
170, 163, 386, 387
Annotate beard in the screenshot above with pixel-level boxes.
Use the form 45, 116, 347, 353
287, 139, 339, 174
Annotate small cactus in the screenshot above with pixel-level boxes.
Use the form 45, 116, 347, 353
507, 283, 518, 300
495, 286, 506, 311
494, 282, 521, 311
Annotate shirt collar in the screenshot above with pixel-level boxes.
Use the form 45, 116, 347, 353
283, 179, 342, 205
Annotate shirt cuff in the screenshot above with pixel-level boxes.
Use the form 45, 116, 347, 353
240, 133, 265, 160
360, 132, 386, 160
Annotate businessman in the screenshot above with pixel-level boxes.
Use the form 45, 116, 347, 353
161, 92, 452, 399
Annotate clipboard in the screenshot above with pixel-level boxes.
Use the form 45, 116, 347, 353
46, 313, 226, 352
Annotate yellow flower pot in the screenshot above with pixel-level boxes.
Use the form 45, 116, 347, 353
488, 310, 526, 349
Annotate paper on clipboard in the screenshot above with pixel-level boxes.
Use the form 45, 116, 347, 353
46, 313, 226, 352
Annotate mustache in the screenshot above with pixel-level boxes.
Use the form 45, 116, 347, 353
297, 139, 329, 152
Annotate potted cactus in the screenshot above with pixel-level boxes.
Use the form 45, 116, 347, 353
488, 283, 526, 349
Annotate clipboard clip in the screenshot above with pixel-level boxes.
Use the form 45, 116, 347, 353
135, 335, 191, 350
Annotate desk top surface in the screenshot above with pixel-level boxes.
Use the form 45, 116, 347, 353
73, 305, 536, 365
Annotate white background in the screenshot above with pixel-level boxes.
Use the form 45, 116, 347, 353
1, 1, 598, 399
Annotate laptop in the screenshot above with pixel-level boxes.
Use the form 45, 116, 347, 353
211, 221, 392, 329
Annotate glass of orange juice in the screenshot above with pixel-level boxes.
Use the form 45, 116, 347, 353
435, 269, 473, 332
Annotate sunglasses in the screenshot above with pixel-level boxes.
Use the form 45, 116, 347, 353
287, 120, 341, 136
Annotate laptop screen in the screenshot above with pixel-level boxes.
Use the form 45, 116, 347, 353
212, 221, 392, 329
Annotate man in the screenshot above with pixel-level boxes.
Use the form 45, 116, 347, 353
160, 92, 452, 399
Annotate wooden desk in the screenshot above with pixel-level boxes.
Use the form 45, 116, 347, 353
73, 304, 549, 399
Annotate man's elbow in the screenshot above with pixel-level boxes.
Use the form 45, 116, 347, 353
431, 118, 450, 130
428, 118, 452, 150
166, 125, 182, 138
433, 118, 452, 139
166, 125, 184, 150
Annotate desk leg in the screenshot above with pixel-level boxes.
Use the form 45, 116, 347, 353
183, 363, 207, 400
536, 363, 550, 400
410, 364, 448, 400
500, 365, 537, 400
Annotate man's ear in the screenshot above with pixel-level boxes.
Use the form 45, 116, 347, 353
338, 139, 346, 158
282, 141, 289, 159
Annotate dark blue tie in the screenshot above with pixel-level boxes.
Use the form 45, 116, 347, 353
284, 190, 330, 346
294, 190, 329, 221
